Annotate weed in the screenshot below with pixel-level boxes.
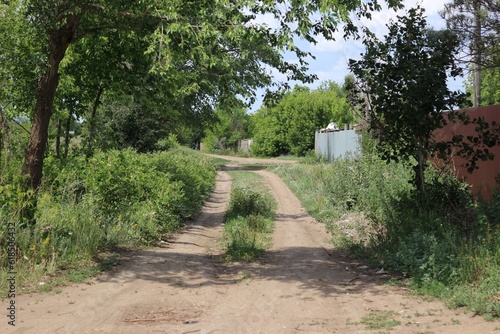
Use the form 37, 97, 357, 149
360, 310, 401, 330
222, 171, 275, 261
238, 272, 252, 282
274, 153, 500, 319
0, 148, 217, 295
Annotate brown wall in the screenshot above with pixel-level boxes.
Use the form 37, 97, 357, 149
433, 104, 500, 201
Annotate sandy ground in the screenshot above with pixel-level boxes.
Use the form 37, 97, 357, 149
2, 161, 499, 333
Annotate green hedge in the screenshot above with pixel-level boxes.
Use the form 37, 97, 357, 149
1, 148, 217, 271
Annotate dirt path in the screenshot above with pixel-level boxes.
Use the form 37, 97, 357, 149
204, 153, 297, 165
4, 167, 499, 333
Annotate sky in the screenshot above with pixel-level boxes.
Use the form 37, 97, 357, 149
249, 0, 458, 112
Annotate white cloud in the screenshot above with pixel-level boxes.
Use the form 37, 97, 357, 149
352, 0, 447, 39
248, 0, 454, 111
246, 12, 280, 30
313, 58, 351, 84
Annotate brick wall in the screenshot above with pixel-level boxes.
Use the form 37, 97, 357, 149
433, 104, 500, 201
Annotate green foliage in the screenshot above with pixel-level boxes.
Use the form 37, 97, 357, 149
223, 172, 276, 261
203, 107, 252, 153
226, 187, 275, 221
349, 6, 468, 191
224, 216, 271, 261
0, 148, 216, 293
465, 65, 500, 106
252, 82, 355, 157
481, 66, 500, 106
156, 134, 180, 151
275, 151, 500, 318
251, 105, 289, 157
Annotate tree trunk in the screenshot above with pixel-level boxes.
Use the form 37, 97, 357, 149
417, 150, 426, 194
56, 118, 62, 158
472, 0, 482, 107
21, 14, 80, 190
86, 85, 104, 159
63, 113, 72, 159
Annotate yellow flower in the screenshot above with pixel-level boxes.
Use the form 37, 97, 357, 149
42, 237, 50, 246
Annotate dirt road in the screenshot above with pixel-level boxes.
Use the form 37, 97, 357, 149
3, 165, 499, 333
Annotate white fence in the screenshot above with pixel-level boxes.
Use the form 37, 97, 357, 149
314, 130, 360, 161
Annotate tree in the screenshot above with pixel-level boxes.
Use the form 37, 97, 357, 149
4, 0, 403, 193
464, 43, 500, 106
252, 82, 354, 157
440, 0, 500, 107
349, 7, 468, 192
203, 106, 252, 152
58, 28, 154, 158
481, 66, 500, 105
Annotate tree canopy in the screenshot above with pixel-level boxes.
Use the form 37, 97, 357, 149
0, 0, 403, 191
350, 6, 500, 192
349, 7, 468, 192
252, 81, 354, 157
441, 0, 500, 106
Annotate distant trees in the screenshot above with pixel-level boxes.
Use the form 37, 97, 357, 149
441, 0, 500, 106
251, 81, 354, 157
203, 107, 253, 152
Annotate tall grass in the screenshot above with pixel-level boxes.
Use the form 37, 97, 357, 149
222, 171, 276, 261
0, 147, 217, 295
274, 154, 500, 318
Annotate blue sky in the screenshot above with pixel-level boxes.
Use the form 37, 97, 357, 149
249, 0, 458, 112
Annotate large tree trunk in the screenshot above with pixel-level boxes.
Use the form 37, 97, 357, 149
21, 14, 80, 190
416, 149, 426, 194
472, 0, 482, 107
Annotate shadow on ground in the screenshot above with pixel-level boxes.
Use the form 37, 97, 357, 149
97, 235, 396, 299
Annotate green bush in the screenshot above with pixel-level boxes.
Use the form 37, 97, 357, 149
222, 176, 276, 261
155, 133, 180, 151
226, 187, 274, 221
275, 153, 500, 318
0, 147, 217, 295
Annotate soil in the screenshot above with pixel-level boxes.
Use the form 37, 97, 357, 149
3, 156, 499, 333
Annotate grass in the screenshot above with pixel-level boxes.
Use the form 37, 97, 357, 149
0, 147, 217, 297
360, 310, 401, 330
273, 154, 500, 319
208, 156, 232, 167
222, 170, 276, 261
227, 170, 269, 192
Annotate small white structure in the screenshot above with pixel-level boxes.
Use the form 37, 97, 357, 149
326, 122, 339, 131
315, 124, 361, 161
238, 138, 253, 153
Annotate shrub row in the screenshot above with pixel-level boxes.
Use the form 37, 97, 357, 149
274, 155, 500, 318
1, 148, 217, 272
